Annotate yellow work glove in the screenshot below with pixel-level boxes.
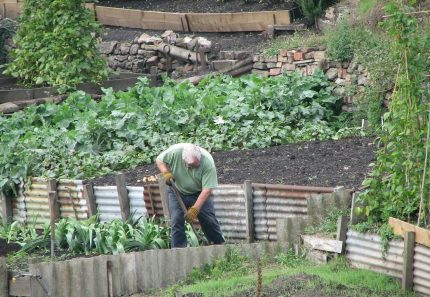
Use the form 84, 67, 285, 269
163, 171, 174, 186
185, 206, 199, 223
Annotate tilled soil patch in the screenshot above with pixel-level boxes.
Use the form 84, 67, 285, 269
91, 137, 376, 189
97, 0, 294, 13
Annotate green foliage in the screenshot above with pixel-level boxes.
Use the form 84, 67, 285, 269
356, 3, 430, 226
0, 72, 359, 193
4, 0, 108, 90
295, 0, 337, 27
262, 31, 327, 56
304, 207, 350, 237
0, 216, 181, 256
274, 249, 307, 267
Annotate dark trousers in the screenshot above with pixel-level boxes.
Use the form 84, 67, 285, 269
168, 187, 225, 248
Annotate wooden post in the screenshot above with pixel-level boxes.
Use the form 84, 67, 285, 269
336, 215, 348, 257
47, 179, 59, 219
83, 183, 97, 218
0, 191, 13, 225
157, 173, 170, 222
48, 191, 58, 259
198, 49, 208, 70
115, 174, 130, 222
402, 231, 415, 291
244, 180, 255, 243
0, 257, 7, 297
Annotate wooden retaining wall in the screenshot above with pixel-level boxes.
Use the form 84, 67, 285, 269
0, 1, 292, 32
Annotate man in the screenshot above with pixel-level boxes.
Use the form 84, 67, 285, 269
156, 143, 225, 248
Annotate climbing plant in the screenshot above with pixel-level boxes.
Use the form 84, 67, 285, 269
356, 2, 430, 226
4, 0, 108, 90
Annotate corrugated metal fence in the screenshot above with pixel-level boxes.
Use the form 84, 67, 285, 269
346, 230, 430, 297
413, 244, 430, 296
252, 184, 333, 241
94, 186, 146, 222
8, 177, 340, 242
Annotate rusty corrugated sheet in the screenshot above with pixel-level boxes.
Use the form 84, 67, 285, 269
22, 178, 88, 226
252, 184, 333, 241
143, 184, 164, 218
24, 177, 50, 225
212, 184, 247, 241
414, 244, 430, 296
345, 230, 404, 279
58, 179, 87, 220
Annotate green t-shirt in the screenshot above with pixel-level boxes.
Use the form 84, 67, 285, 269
156, 143, 218, 195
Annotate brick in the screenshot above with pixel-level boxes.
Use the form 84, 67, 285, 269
278, 56, 288, 63
235, 51, 250, 60
252, 55, 260, 62
325, 68, 337, 80
266, 62, 277, 68
313, 51, 326, 60
269, 68, 282, 76
293, 51, 304, 61
253, 62, 267, 70
263, 55, 278, 63
279, 49, 288, 57
304, 52, 314, 60
212, 60, 236, 71
276, 62, 283, 67
282, 63, 296, 71
219, 51, 235, 60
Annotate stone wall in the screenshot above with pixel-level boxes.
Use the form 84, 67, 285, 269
252, 48, 370, 110
99, 31, 213, 78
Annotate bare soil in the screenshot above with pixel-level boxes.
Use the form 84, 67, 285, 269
90, 137, 376, 189
97, 0, 295, 13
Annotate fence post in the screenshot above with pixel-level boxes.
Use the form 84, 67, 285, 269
48, 191, 58, 259
47, 179, 59, 219
402, 231, 415, 291
0, 257, 7, 297
0, 191, 13, 225
83, 183, 97, 218
115, 174, 130, 222
157, 174, 170, 222
244, 180, 255, 243
336, 215, 348, 257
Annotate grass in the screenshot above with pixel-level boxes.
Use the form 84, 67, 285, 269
156, 252, 417, 297
260, 30, 327, 56
359, 0, 380, 14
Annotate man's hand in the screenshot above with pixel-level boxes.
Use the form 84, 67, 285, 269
185, 206, 200, 223
163, 171, 174, 186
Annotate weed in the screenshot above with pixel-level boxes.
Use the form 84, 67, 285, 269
274, 249, 307, 268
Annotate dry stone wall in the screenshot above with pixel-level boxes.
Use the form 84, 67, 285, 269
252, 48, 370, 111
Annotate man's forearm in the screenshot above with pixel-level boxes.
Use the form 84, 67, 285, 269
194, 189, 212, 211
156, 160, 170, 173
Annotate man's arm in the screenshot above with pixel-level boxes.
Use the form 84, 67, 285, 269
193, 188, 212, 211
156, 159, 170, 174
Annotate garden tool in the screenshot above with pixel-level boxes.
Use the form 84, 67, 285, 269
170, 180, 202, 241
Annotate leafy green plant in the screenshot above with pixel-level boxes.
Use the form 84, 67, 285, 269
356, 2, 430, 226
304, 207, 350, 236
295, 0, 337, 28
262, 30, 327, 56
0, 72, 357, 194
4, 0, 108, 90
274, 249, 307, 267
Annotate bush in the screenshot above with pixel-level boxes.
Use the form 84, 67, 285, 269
295, 0, 337, 27
4, 0, 109, 90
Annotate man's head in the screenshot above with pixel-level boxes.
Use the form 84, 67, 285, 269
182, 144, 201, 168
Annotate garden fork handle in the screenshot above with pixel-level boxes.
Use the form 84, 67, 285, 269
170, 181, 201, 239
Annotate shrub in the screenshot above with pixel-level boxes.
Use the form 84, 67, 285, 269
295, 0, 337, 28
4, 0, 109, 90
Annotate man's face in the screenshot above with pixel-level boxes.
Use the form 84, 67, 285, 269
186, 158, 200, 168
